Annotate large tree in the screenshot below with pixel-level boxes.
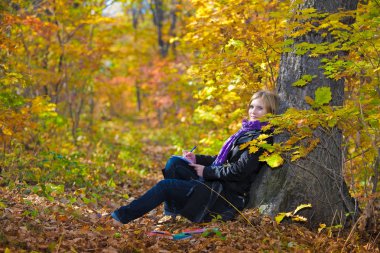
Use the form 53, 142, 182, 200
248, 0, 360, 227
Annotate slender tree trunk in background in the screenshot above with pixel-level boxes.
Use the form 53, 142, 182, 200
151, 0, 178, 58
132, 6, 143, 112
87, 25, 95, 130
151, 0, 168, 58
69, 94, 84, 146
135, 81, 142, 112
168, 0, 178, 57
248, 0, 360, 227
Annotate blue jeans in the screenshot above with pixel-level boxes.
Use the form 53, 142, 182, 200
163, 156, 199, 216
112, 156, 199, 224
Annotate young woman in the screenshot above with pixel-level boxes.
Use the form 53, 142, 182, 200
111, 90, 279, 224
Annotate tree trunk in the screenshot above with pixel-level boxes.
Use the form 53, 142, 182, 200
248, 0, 360, 227
135, 80, 142, 112
151, 0, 168, 57
150, 0, 178, 58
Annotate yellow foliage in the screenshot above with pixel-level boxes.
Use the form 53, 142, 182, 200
275, 203, 312, 224
260, 153, 284, 168
1, 127, 13, 136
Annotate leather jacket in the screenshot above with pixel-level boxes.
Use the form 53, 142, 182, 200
180, 129, 272, 222
198, 129, 270, 197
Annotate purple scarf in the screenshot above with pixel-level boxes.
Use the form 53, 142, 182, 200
212, 119, 266, 166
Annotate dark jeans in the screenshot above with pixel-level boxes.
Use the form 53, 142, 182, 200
113, 156, 199, 224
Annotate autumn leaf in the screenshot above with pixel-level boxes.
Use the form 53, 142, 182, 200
318, 223, 326, 233
275, 212, 292, 224
314, 87, 332, 107
275, 204, 311, 224
305, 96, 315, 106
292, 215, 308, 222
292, 74, 316, 87
249, 146, 259, 154
260, 153, 284, 168
2, 127, 13, 136
293, 203, 312, 214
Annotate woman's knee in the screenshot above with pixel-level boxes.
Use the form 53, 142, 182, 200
155, 179, 178, 198
156, 179, 173, 190
164, 157, 183, 178
165, 156, 182, 168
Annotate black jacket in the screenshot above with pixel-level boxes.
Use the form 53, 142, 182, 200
179, 129, 271, 222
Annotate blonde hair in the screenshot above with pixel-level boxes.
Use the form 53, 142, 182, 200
249, 90, 280, 114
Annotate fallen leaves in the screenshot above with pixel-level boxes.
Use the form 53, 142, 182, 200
0, 147, 378, 252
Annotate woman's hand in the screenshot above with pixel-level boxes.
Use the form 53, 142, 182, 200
189, 163, 205, 177
183, 151, 196, 163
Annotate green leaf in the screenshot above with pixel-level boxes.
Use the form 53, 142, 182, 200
259, 143, 275, 152
107, 178, 116, 188
315, 87, 332, 106
327, 117, 337, 127
82, 197, 91, 204
292, 79, 308, 87
260, 153, 284, 168
292, 75, 317, 87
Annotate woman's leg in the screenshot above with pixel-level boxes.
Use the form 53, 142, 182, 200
163, 156, 198, 215
112, 179, 198, 224
163, 156, 198, 180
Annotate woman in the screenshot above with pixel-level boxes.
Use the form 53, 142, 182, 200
111, 90, 279, 224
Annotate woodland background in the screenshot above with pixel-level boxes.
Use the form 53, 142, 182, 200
0, 0, 379, 252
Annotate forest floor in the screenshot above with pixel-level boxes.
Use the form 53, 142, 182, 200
0, 144, 379, 252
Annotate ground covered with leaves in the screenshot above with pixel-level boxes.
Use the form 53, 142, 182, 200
0, 143, 378, 252
0, 185, 377, 252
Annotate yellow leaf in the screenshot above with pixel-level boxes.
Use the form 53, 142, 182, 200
0, 201, 6, 209
239, 142, 250, 150
318, 223, 326, 233
275, 212, 291, 224
240, 139, 257, 150
2, 127, 13, 136
292, 215, 308, 222
291, 151, 301, 161
249, 146, 259, 154
293, 203, 312, 214
305, 96, 314, 105
257, 134, 269, 140
275, 213, 285, 224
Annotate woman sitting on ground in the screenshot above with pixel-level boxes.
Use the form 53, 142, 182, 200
111, 90, 279, 224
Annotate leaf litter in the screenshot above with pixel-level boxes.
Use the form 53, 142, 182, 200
0, 149, 378, 252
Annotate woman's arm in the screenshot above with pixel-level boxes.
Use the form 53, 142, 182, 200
202, 149, 264, 181
195, 154, 217, 166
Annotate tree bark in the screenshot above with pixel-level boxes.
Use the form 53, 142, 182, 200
248, 0, 360, 227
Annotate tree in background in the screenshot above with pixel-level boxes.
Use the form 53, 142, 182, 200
0, 0, 119, 147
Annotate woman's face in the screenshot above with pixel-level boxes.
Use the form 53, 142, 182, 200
248, 98, 268, 121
